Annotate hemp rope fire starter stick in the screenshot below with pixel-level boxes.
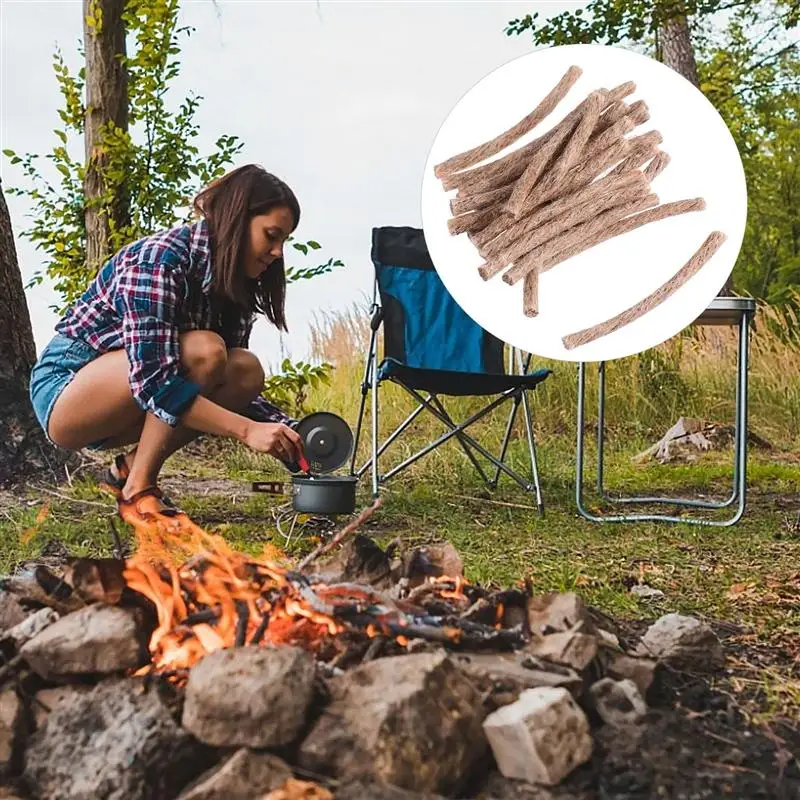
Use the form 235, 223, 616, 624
440, 81, 637, 193
535, 197, 707, 274
561, 231, 727, 350
434, 65, 583, 179
449, 116, 654, 243
523, 265, 539, 317
447, 206, 502, 236
478, 174, 651, 280
506, 90, 606, 219
446, 92, 641, 202
501, 192, 660, 285
643, 150, 671, 182
478, 169, 645, 257
450, 184, 513, 215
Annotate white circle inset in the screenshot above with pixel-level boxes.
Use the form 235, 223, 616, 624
421, 44, 748, 363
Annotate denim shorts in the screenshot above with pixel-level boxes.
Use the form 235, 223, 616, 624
29, 334, 109, 450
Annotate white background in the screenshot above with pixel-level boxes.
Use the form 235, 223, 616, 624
421, 44, 748, 363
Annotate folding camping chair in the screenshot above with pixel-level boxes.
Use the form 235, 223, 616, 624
350, 226, 552, 513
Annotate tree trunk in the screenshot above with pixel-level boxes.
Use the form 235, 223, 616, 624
658, 16, 699, 88
83, 0, 129, 273
0, 181, 73, 488
657, 12, 734, 296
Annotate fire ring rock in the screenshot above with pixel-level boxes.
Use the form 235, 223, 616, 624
182, 645, 316, 748
298, 650, 487, 795
23, 678, 209, 800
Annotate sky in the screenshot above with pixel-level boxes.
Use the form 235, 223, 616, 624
0, 0, 579, 374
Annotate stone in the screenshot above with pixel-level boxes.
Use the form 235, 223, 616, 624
182, 645, 316, 748
478, 772, 573, 799
634, 613, 724, 672
483, 686, 593, 786
588, 678, 647, 726
32, 685, 95, 731
299, 651, 487, 795
20, 604, 145, 679
526, 632, 598, 672
23, 678, 209, 800
602, 652, 658, 698
335, 782, 448, 799
176, 749, 292, 800
0, 592, 27, 635
0, 687, 23, 775
526, 593, 594, 636
451, 652, 583, 704
630, 584, 665, 600
2, 608, 59, 648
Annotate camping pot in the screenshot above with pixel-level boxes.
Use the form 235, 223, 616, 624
252, 411, 357, 515
290, 474, 359, 515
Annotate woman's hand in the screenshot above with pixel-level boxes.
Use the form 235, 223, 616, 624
243, 421, 304, 463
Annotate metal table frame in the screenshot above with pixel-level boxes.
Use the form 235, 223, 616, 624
575, 297, 757, 526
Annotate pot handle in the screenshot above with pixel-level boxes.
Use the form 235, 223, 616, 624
251, 481, 286, 495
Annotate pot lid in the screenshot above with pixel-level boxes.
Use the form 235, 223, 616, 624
294, 412, 354, 474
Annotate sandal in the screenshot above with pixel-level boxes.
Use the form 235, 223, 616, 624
102, 454, 177, 508
101, 454, 131, 497
117, 486, 185, 527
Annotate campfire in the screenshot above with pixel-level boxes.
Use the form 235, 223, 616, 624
0, 500, 729, 800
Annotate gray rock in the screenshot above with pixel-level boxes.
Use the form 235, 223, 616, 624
176, 749, 292, 800
0, 687, 23, 775
0, 592, 27, 635
526, 593, 594, 636
299, 651, 486, 795
634, 613, 724, 671
32, 685, 95, 731
588, 678, 647, 726
630, 584, 665, 600
451, 651, 583, 705
24, 678, 209, 800
182, 645, 316, 748
483, 687, 593, 786
335, 782, 448, 799
601, 652, 658, 698
20, 604, 145, 679
526, 632, 598, 672
2, 608, 59, 648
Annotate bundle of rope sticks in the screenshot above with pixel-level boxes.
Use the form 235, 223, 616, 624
434, 65, 727, 351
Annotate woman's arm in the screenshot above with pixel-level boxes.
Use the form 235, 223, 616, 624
112, 258, 302, 460
180, 395, 303, 459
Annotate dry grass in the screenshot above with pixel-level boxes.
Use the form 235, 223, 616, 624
302, 298, 800, 477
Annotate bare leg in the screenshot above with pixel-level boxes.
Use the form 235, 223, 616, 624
122, 348, 264, 499
48, 332, 265, 505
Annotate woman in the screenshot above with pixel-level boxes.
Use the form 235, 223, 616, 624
29, 164, 306, 524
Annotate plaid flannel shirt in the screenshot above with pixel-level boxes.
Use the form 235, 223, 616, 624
55, 219, 292, 428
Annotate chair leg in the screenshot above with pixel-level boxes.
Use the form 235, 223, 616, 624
429, 395, 493, 489
491, 395, 522, 491
520, 388, 545, 515
370, 344, 380, 499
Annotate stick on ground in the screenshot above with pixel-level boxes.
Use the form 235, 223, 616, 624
561, 231, 727, 350
298, 498, 382, 571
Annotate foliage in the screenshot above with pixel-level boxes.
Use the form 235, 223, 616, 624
261, 358, 333, 419
4, 0, 343, 309
505, 1, 800, 313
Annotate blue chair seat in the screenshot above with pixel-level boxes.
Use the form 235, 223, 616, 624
378, 358, 552, 396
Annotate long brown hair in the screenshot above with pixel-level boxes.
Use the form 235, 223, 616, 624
193, 164, 300, 334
